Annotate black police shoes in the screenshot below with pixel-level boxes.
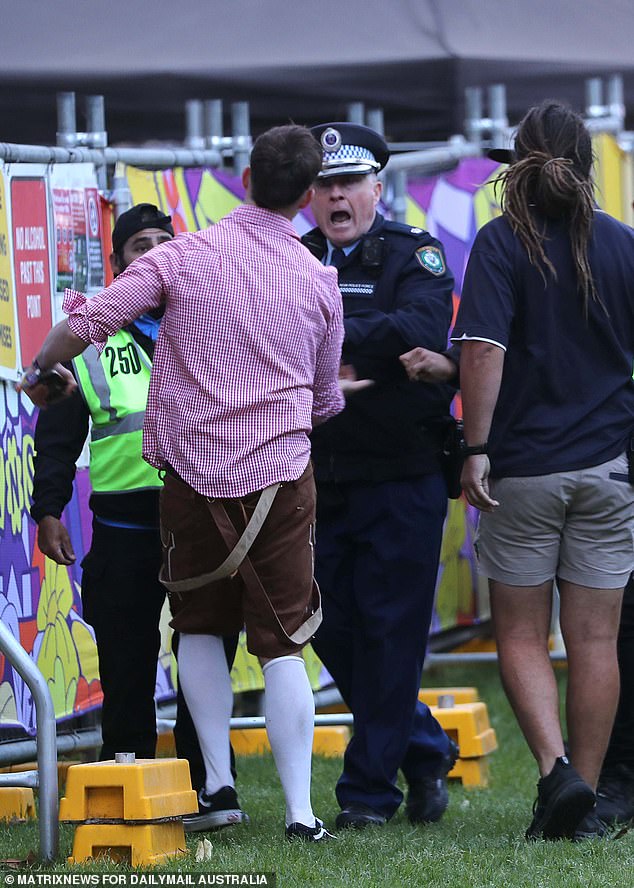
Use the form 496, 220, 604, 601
336, 803, 387, 829
406, 738, 459, 824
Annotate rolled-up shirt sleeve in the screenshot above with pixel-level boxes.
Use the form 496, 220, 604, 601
64, 236, 185, 350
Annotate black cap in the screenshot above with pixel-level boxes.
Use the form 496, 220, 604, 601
310, 122, 390, 178
488, 147, 516, 165
112, 203, 174, 253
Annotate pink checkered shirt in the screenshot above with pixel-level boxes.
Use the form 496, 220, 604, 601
64, 205, 345, 497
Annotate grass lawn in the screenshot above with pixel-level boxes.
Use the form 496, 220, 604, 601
3, 661, 633, 886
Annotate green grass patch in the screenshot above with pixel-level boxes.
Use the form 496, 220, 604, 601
4, 663, 634, 886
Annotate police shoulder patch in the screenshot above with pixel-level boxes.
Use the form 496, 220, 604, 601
415, 245, 446, 276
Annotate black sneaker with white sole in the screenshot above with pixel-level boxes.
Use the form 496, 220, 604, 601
182, 785, 249, 834
286, 817, 335, 841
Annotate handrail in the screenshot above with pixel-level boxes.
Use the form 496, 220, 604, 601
0, 621, 58, 861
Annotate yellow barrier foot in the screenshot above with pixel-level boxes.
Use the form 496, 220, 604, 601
418, 688, 479, 706
59, 757, 197, 822
69, 821, 187, 866
229, 726, 350, 757
448, 756, 491, 787
430, 702, 498, 759
0, 787, 36, 821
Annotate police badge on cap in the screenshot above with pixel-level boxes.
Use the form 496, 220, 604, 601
311, 122, 390, 178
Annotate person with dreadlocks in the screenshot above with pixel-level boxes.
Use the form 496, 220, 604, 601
451, 100, 634, 841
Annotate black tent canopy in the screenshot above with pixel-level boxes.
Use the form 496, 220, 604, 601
2, 0, 633, 146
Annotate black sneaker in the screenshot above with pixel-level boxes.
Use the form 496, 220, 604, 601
286, 817, 336, 841
182, 785, 249, 834
525, 757, 595, 841
573, 810, 609, 841
574, 809, 632, 841
595, 763, 634, 826
406, 739, 459, 824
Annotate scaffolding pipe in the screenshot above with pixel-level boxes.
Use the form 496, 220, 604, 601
347, 102, 365, 124
85, 95, 108, 149
385, 137, 482, 175
86, 95, 108, 189
205, 100, 224, 148
56, 92, 77, 149
0, 143, 222, 168
389, 168, 409, 224
0, 621, 58, 861
186, 100, 205, 150
586, 77, 604, 118
464, 87, 483, 144
366, 108, 385, 135
231, 102, 251, 176
488, 84, 508, 147
427, 650, 567, 665
0, 770, 39, 788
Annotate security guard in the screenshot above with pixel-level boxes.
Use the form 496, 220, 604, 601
304, 123, 458, 829
31, 205, 235, 786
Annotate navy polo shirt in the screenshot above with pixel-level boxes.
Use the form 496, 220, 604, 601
452, 211, 634, 477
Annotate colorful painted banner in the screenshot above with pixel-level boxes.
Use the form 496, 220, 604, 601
0, 167, 18, 379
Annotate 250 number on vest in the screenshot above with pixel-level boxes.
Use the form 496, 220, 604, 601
104, 343, 143, 376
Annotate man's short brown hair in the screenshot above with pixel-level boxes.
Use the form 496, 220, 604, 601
249, 125, 322, 211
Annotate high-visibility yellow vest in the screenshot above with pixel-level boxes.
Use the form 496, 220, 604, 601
73, 329, 161, 493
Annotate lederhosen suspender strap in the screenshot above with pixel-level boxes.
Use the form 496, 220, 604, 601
159, 482, 280, 591
159, 482, 321, 646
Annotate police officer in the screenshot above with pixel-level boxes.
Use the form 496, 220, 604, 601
303, 123, 458, 829
31, 204, 236, 793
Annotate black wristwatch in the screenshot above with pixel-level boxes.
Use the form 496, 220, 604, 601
461, 442, 488, 456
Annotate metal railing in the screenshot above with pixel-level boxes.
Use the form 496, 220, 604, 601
0, 621, 58, 862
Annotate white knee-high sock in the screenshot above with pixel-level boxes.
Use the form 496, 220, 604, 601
178, 633, 234, 795
263, 655, 315, 827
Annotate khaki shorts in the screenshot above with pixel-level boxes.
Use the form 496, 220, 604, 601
160, 462, 321, 658
475, 452, 634, 589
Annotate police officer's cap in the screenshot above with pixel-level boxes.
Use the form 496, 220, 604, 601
311, 123, 390, 178
112, 203, 174, 253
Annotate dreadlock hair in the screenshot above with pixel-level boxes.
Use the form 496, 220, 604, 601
495, 100, 604, 318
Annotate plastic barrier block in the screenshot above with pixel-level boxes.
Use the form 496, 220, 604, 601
230, 726, 350, 757
418, 688, 479, 706
0, 787, 36, 821
0, 761, 79, 790
430, 702, 498, 758
448, 756, 491, 787
59, 758, 197, 822
69, 821, 187, 866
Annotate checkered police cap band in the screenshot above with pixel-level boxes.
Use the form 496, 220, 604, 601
320, 143, 381, 176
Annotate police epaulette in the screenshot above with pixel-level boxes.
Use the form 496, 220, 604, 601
382, 220, 430, 239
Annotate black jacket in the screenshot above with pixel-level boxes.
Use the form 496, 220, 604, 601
303, 213, 456, 483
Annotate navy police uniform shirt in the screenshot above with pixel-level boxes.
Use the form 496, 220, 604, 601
302, 212, 455, 483
453, 211, 634, 478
